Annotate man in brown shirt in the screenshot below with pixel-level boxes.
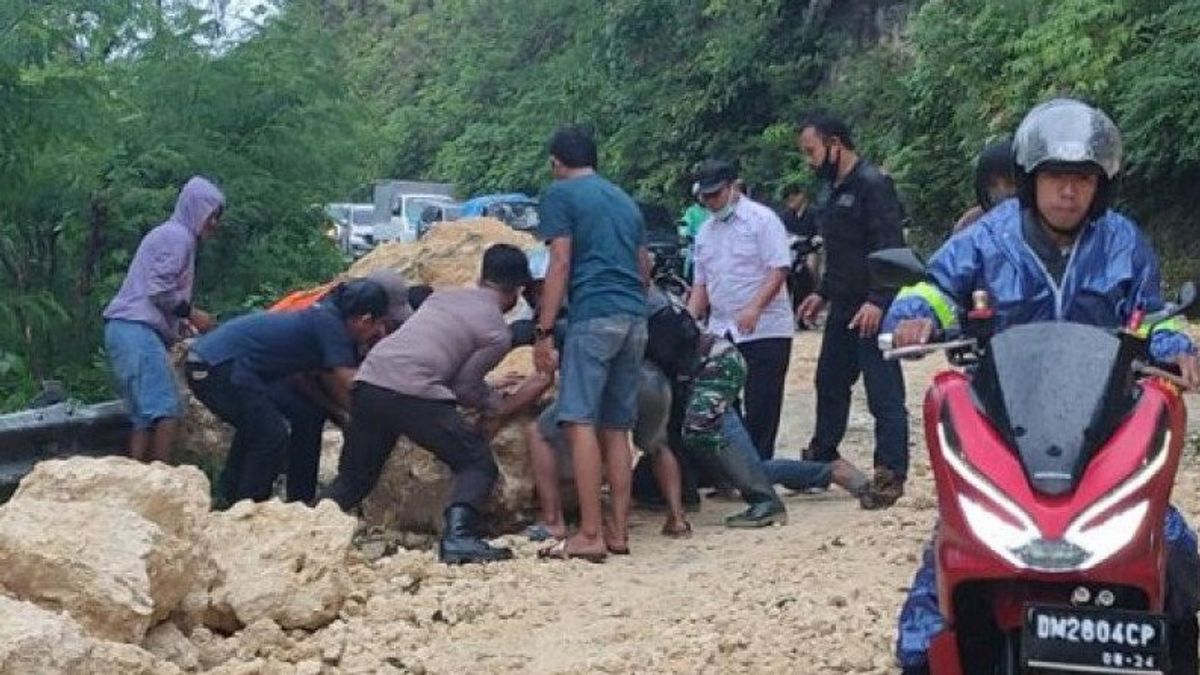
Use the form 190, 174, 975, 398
326, 244, 550, 564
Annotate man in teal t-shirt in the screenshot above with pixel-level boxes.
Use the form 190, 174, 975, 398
533, 125, 650, 562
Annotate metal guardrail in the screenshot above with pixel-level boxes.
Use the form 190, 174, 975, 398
0, 399, 131, 501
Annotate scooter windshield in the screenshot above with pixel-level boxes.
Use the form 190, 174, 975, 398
971, 322, 1130, 496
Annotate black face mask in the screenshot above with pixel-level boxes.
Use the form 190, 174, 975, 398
816, 144, 841, 182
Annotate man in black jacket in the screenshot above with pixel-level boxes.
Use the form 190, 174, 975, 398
794, 111, 909, 510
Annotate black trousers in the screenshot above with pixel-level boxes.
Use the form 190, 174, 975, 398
809, 302, 909, 476
736, 337, 793, 460
266, 379, 330, 503
186, 362, 288, 504
326, 383, 498, 512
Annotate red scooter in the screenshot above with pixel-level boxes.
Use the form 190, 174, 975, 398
871, 248, 1200, 674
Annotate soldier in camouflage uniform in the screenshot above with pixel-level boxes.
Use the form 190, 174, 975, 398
678, 335, 788, 527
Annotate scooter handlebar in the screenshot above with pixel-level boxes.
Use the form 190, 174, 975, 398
878, 333, 978, 361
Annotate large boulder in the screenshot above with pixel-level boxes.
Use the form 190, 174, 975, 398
14, 456, 211, 543
348, 217, 538, 287
359, 408, 539, 535
0, 498, 193, 643
198, 500, 357, 631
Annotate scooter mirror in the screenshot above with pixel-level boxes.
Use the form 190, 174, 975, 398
867, 247, 927, 291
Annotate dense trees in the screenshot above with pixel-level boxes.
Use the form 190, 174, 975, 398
4, 0, 1199, 408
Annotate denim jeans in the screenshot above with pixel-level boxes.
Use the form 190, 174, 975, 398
557, 314, 649, 430
104, 319, 182, 429
761, 457, 834, 491
809, 302, 909, 476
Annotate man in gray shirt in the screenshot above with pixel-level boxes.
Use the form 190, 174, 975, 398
326, 244, 550, 565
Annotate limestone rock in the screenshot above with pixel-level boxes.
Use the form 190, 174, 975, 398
0, 499, 193, 643
144, 621, 202, 672
0, 594, 90, 673
84, 639, 183, 675
13, 456, 211, 540
204, 500, 357, 630
348, 218, 537, 288
0, 594, 178, 675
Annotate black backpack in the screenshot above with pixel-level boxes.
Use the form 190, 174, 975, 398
645, 297, 701, 379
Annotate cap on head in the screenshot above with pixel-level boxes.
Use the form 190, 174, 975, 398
692, 159, 738, 196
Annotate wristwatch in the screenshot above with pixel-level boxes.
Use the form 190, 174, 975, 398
534, 325, 554, 341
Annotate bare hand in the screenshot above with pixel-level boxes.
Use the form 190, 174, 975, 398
847, 302, 884, 338
736, 305, 762, 336
490, 371, 525, 393
892, 318, 936, 347
533, 339, 558, 375
1170, 353, 1200, 389
189, 309, 217, 334
796, 293, 826, 325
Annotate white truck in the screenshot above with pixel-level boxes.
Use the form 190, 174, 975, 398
372, 180, 459, 243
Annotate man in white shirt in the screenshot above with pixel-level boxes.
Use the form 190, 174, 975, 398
686, 159, 793, 460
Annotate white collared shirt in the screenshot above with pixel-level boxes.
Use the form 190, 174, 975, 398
694, 196, 793, 342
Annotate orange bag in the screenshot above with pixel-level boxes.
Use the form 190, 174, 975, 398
268, 281, 338, 313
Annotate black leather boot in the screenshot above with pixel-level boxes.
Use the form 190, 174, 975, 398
438, 503, 513, 565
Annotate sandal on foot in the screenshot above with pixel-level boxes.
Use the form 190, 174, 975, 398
661, 521, 693, 539
537, 539, 607, 563
524, 522, 565, 542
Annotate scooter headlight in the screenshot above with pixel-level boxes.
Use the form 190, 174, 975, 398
940, 419, 1171, 572
940, 421, 1041, 569
1063, 500, 1151, 571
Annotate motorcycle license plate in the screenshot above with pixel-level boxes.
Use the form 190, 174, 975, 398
1022, 605, 1168, 674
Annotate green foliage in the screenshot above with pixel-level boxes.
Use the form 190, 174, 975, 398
0, 0, 361, 410
6, 0, 1200, 410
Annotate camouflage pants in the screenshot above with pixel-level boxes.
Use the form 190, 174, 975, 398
682, 344, 746, 455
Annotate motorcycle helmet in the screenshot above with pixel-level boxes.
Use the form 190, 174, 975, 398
973, 137, 1016, 211
1013, 98, 1122, 221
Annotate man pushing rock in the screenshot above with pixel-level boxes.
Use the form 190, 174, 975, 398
325, 244, 551, 565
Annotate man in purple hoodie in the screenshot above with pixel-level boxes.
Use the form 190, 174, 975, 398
103, 176, 225, 463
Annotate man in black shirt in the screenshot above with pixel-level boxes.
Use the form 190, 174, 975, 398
794, 111, 909, 510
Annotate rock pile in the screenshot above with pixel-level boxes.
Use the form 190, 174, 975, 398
0, 457, 358, 674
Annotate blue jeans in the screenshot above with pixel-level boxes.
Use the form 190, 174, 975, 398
762, 458, 834, 491
896, 508, 1200, 669
557, 315, 648, 430
104, 319, 182, 429
810, 302, 909, 476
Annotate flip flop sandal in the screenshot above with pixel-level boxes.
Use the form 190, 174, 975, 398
524, 523, 564, 542
606, 543, 631, 555
536, 538, 607, 563
661, 521, 693, 539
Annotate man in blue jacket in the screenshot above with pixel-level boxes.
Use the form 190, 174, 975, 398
884, 98, 1200, 673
